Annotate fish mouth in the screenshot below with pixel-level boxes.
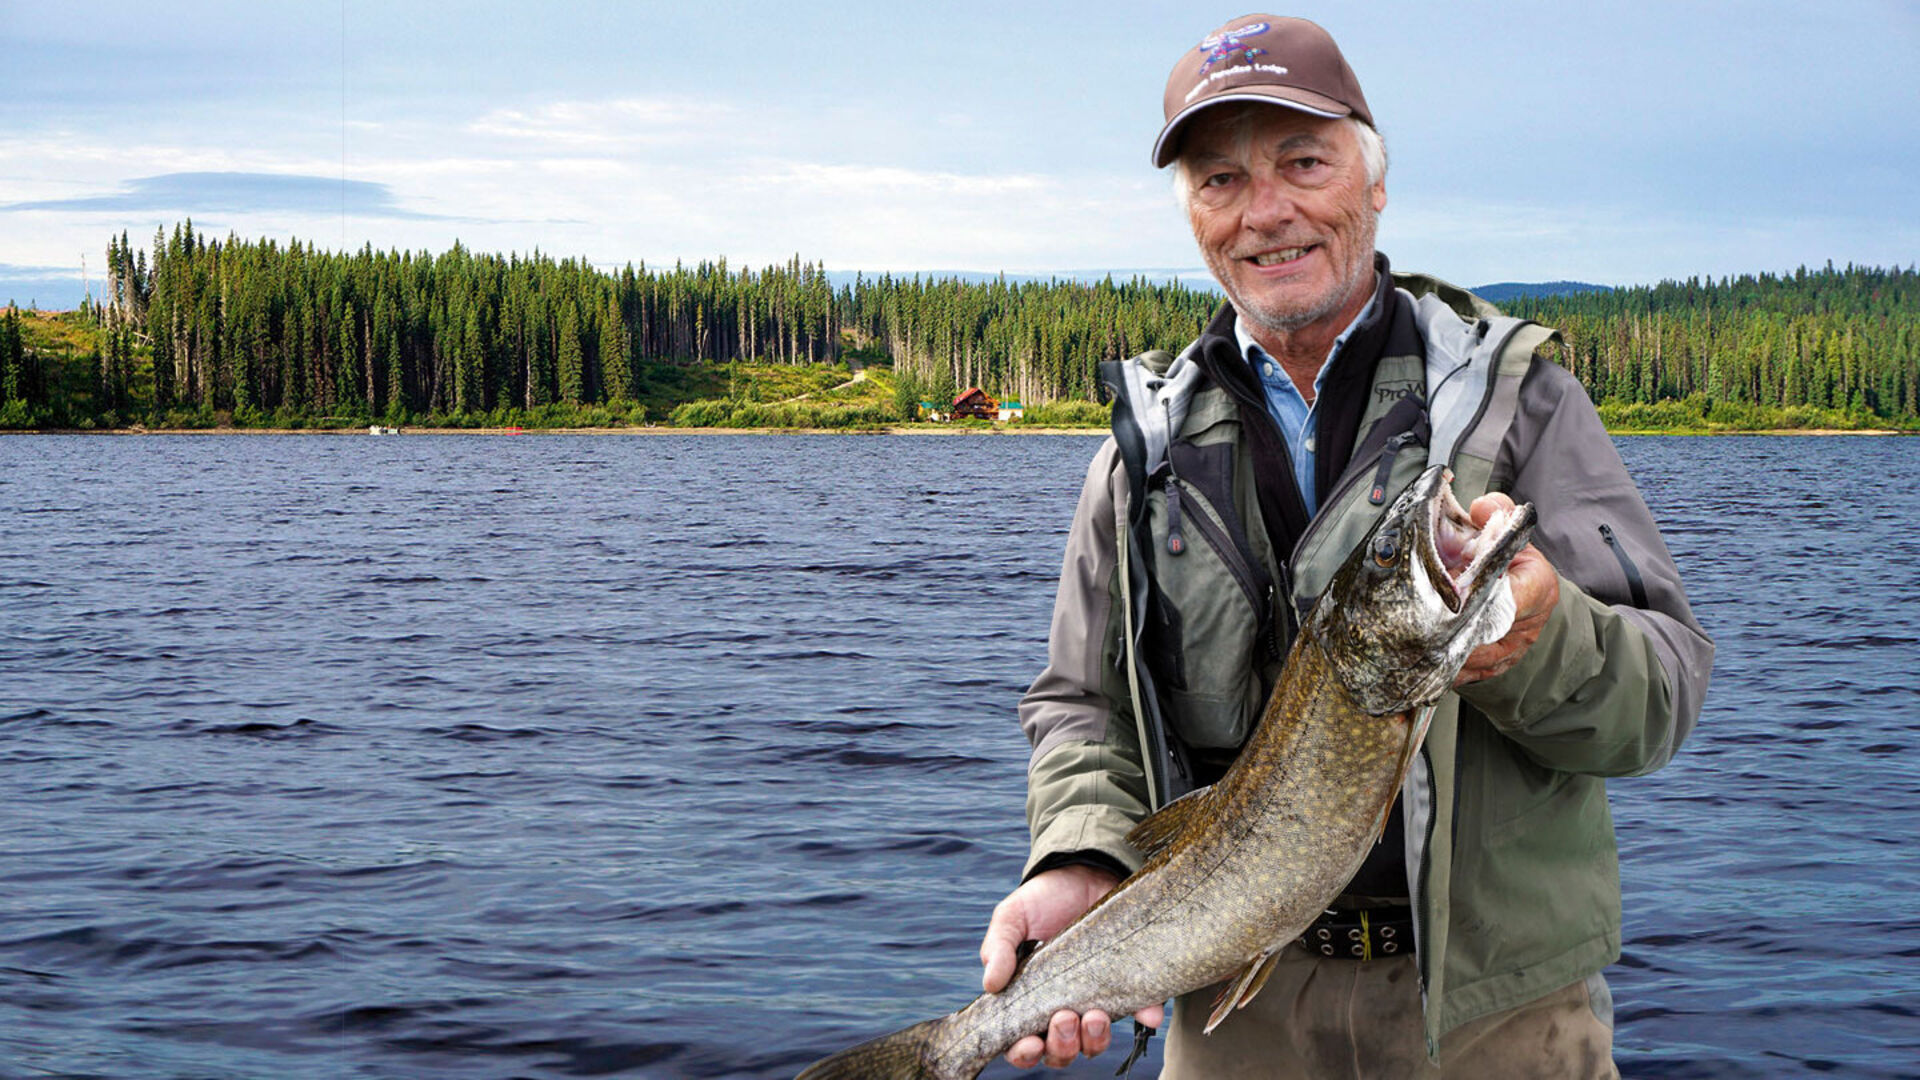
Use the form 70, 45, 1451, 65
1422, 470, 1534, 614
1306, 464, 1537, 717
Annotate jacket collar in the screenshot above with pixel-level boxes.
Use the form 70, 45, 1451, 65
1179, 254, 1410, 571
1191, 253, 1405, 493
1314, 254, 1406, 495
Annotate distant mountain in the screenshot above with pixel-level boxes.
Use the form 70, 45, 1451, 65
822, 268, 1222, 293
0, 264, 84, 311
1472, 280, 1613, 303
5, 262, 1610, 314
821, 270, 1620, 305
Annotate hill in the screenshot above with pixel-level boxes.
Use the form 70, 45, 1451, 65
1473, 281, 1613, 303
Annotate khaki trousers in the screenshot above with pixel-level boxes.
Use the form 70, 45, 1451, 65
1159, 943, 1618, 1079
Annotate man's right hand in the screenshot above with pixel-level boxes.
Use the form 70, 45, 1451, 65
978, 864, 1166, 1069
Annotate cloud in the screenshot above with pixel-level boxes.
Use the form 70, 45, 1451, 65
1379, 193, 1920, 289
3, 172, 449, 220
756, 162, 1049, 199
465, 98, 738, 148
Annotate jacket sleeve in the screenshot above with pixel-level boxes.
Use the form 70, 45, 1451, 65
1018, 438, 1154, 880
1455, 357, 1715, 777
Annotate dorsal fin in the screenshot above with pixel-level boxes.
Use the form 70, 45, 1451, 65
1125, 785, 1215, 859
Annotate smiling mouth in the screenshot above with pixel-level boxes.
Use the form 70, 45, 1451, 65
1248, 244, 1316, 267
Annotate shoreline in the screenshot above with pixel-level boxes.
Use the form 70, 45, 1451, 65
4, 424, 1110, 437
3, 425, 1912, 438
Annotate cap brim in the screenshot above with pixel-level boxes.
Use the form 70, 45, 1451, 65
1152, 88, 1351, 168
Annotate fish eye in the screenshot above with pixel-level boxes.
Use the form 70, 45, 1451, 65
1372, 533, 1399, 567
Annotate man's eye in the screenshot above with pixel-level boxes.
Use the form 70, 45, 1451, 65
1204, 172, 1234, 187
1290, 156, 1324, 170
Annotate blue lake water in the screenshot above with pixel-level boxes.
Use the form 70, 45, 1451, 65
1, 432, 1915, 1079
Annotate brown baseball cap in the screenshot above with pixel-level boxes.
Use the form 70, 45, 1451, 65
1152, 15, 1372, 167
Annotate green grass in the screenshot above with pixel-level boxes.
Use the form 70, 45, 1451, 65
17, 309, 100, 353
1019, 399, 1113, 427
1596, 395, 1920, 434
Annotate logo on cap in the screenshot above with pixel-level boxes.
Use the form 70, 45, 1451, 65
1197, 21, 1270, 73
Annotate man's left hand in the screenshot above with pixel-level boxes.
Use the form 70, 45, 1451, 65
1455, 492, 1558, 686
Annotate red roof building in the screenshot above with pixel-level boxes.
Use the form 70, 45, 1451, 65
952, 387, 998, 420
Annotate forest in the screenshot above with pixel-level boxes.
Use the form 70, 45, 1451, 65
1, 223, 1914, 433
1504, 264, 1918, 431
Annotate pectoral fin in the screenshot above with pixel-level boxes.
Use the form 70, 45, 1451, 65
1124, 785, 1215, 860
1203, 947, 1283, 1035
1371, 705, 1436, 841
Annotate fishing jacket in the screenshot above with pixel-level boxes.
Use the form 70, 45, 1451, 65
1017, 263, 1715, 1052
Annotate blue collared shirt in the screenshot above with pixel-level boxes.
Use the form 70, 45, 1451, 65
1234, 294, 1378, 517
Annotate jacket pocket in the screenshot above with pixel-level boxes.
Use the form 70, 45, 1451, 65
1597, 523, 1649, 608
1448, 709, 1618, 981
1143, 443, 1271, 750
1289, 429, 1428, 615
1456, 709, 1583, 844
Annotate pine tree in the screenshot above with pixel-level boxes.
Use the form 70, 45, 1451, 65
527, 301, 551, 409
1, 306, 20, 405
458, 305, 484, 413
557, 302, 584, 405
599, 296, 631, 403
892, 367, 921, 421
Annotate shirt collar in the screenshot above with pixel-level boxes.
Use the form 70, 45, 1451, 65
1234, 287, 1382, 394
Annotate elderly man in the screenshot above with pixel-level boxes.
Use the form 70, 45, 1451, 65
978, 15, 1712, 1078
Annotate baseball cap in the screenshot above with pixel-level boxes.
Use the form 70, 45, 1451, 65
1152, 15, 1372, 167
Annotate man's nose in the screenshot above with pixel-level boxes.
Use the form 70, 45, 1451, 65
1242, 175, 1297, 232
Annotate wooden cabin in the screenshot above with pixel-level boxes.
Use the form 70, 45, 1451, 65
952, 387, 999, 421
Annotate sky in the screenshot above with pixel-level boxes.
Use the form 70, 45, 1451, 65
3, 0, 1916, 309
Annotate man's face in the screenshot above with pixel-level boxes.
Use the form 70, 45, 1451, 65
1180, 106, 1387, 338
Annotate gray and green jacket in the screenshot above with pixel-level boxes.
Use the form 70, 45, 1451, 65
1017, 266, 1714, 1050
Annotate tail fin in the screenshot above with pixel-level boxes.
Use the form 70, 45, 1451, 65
796, 1017, 956, 1080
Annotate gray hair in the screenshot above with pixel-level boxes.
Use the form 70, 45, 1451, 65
1169, 111, 1386, 212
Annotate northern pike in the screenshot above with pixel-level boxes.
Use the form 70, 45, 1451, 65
797, 464, 1535, 1080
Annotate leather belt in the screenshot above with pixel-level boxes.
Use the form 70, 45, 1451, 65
1298, 905, 1414, 959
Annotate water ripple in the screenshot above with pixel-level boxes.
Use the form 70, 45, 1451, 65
0, 433, 1914, 1078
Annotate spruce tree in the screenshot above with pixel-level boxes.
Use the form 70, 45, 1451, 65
1, 307, 19, 405
557, 303, 584, 405
599, 296, 631, 403
459, 306, 484, 414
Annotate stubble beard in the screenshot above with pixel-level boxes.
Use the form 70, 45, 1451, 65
1214, 209, 1380, 337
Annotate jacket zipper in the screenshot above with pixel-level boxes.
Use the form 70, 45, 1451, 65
1276, 423, 1430, 1035
1288, 428, 1422, 607
1439, 319, 1530, 471
1369, 431, 1421, 505
1164, 483, 1186, 555
1207, 370, 1305, 654
1413, 743, 1439, 1056
1162, 472, 1281, 660
1598, 523, 1649, 608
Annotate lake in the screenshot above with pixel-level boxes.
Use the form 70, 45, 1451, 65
1, 432, 1915, 1079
